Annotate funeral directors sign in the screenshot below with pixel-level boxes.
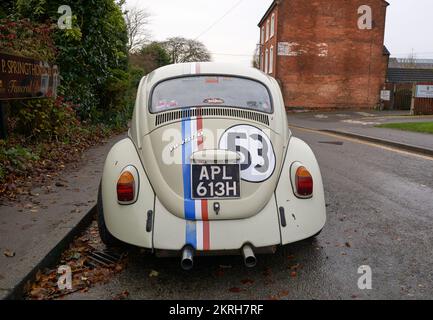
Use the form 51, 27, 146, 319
0, 52, 59, 100
415, 85, 433, 99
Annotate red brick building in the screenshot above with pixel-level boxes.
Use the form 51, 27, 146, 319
258, 0, 390, 110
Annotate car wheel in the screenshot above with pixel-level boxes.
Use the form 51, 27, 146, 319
97, 182, 121, 247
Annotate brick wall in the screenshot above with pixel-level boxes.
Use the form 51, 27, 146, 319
414, 100, 433, 115
263, 0, 389, 110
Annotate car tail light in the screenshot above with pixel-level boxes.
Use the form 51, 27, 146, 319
292, 164, 314, 199
117, 166, 139, 204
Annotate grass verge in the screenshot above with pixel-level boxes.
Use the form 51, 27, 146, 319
376, 122, 433, 135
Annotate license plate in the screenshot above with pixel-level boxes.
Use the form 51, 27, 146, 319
191, 164, 240, 199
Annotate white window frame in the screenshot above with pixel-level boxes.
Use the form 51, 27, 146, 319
270, 14, 275, 38
266, 20, 270, 41
265, 49, 269, 74
260, 53, 264, 71
269, 46, 274, 74
261, 26, 265, 44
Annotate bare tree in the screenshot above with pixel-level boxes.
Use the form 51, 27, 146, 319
124, 6, 151, 53
252, 44, 261, 69
404, 52, 418, 68
162, 37, 211, 64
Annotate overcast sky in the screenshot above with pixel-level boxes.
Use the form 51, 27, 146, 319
125, 0, 433, 66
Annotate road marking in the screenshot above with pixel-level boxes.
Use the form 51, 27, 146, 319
356, 112, 375, 117
360, 115, 433, 121
342, 119, 380, 126
314, 114, 329, 119
291, 126, 433, 161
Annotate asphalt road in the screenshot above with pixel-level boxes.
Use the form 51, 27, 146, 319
63, 127, 433, 300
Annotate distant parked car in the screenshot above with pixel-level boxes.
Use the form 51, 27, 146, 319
98, 62, 326, 270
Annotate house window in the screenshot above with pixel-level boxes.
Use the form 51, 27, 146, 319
261, 53, 264, 71
269, 46, 274, 74
266, 20, 270, 41
270, 14, 275, 38
261, 26, 265, 44
265, 49, 269, 74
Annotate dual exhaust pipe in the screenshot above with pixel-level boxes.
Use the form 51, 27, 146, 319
180, 244, 257, 270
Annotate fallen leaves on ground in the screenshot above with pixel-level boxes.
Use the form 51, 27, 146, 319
262, 267, 275, 286
289, 263, 302, 271
3, 249, 15, 257
262, 267, 272, 277
24, 221, 127, 300
149, 270, 159, 278
240, 279, 254, 285
278, 290, 289, 298
229, 287, 242, 293
267, 290, 290, 300
0, 125, 124, 203
113, 290, 130, 300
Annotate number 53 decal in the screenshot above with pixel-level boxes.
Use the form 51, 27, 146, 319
219, 125, 276, 182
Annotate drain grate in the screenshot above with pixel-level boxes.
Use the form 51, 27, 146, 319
85, 249, 125, 269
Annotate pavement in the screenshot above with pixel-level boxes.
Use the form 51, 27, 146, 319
286, 110, 433, 154
55, 127, 433, 300
0, 133, 126, 300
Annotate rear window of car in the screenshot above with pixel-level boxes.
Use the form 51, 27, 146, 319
150, 76, 272, 113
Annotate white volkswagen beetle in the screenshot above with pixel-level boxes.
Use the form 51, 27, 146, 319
98, 62, 326, 270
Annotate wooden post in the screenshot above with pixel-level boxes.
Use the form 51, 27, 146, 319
410, 83, 416, 115
0, 101, 7, 139
391, 83, 396, 110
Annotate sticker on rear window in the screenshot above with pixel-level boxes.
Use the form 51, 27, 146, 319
203, 98, 225, 105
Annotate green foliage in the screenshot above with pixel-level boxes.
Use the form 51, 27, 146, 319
0, 18, 57, 61
0, 1, 136, 188
102, 68, 129, 121
138, 42, 171, 72
12, 97, 79, 140
16, 0, 48, 20
2, 146, 39, 164
0, 0, 15, 19
128, 66, 145, 89
127, 42, 170, 114
123, 65, 145, 120
12, 0, 130, 124
52, 0, 129, 122
0, 144, 39, 179
0, 164, 4, 181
